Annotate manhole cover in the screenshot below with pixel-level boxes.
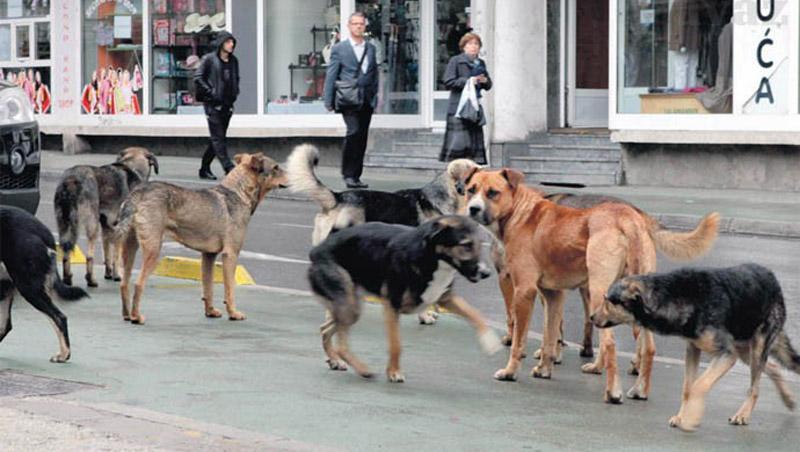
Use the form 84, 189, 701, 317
0, 370, 98, 397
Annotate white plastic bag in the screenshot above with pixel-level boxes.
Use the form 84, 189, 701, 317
455, 77, 484, 125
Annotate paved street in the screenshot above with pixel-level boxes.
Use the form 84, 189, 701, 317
1, 174, 799, 450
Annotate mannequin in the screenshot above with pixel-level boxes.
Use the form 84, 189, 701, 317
668, 0, 700, 90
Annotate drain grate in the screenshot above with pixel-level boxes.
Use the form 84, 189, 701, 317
0, 370, 98, 398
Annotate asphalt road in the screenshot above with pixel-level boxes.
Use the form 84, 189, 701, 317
34, 179, 800, 362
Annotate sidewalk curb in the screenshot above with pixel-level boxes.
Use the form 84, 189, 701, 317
41, 170, 800, 240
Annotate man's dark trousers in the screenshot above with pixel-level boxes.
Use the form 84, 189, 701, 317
201, 105, 235, 173
341, 105, 373, 180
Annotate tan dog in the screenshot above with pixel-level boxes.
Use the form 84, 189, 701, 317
115, 153, 287, 324
463, 168, 719, 403
55, 147, 159, 286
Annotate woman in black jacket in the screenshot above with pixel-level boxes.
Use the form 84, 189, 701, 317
439, 33, 492, 164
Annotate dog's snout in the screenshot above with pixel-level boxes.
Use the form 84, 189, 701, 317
469, 205, 481, 216
589, 313, 596, 323
478, 262, 491, 279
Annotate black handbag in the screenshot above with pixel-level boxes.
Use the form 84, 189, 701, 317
334, 48, 368, 112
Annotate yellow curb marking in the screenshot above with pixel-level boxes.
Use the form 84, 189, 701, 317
154, 256, 255, 285
56, 244, 87, 264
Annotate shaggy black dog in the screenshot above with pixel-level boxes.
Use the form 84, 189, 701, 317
593, 264, 800, 431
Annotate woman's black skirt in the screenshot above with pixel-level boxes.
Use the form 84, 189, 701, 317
439, 114, 487, 164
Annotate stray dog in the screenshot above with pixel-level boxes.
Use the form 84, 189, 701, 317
1, 206, 89, 362
115, 153, 287, 325
593, 264, 800, 431
464, 168, 719, 403
54, 147, 159, 286
307, 215, 502, 382
287, 143, 481, 324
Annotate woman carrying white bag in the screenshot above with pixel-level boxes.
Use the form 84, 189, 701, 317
439, 32, 492, 164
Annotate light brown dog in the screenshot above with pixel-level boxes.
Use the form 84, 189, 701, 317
463, 168, 719, 403
115, 153, 287, 324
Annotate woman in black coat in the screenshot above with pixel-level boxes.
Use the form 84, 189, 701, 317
439, 32, 492, 164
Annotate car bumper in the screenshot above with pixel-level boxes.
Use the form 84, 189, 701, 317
0, 188, 39, 214
0, 121, 41, 215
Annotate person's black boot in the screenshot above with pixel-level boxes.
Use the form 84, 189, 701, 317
344, 177, 368, 189
199, 168, 217, 180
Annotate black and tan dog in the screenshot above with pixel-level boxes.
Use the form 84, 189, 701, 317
1, 206, 89, 363
288, 143, 481, 325
593, 264, 800, 431
307, 215, 502, 382
55, 147, 159, 286
115, 153, 287, 325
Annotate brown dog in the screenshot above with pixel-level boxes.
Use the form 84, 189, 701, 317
463, 168, 719, 403
115, 153, 287, 324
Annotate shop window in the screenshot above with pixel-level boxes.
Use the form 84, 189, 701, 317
0, 24, 10, 61
82, 0, 143, 115
0, 1, 50, 18
617, 0, 732, 114
357, 0, 420, 114
150, 0, 226, 115
264, 0, 340, 114
15, 24, 29, 59
0, 66, 51, 113
35, 21, 48, 59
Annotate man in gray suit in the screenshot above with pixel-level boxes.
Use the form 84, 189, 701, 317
324, 12, 379, 189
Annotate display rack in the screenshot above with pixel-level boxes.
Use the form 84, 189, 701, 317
287, 26, 333, 99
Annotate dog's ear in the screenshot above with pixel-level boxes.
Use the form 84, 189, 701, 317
248, 153, 265, 173
146, 152, 159, 175
234, 154, 245, 165
501, 169, 525, 191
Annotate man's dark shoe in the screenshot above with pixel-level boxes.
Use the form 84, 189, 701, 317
199, 168, 217, 180
344, 177, 368, 189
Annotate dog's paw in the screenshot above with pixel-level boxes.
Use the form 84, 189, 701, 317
130, 315, 146, 325
493, 368, 518, 382
580, 346, 594, 358
358, 370, 375, 379
205, 307, 223, 318
326, 359, 348, 371
104, 273, 114, 280
63, 276, 72, 286
386, 370, 405, 383
668, 415, 682, 428
628, 360, 640, 376
501, 334, 513, 347
604, 390, 624, 405
228, 311, 247, 321
49, 352, 70, 363
581, 362, 603, 375
531, 365, 551, 379
86, 279, 99, 288
533, 348, 542, 359
418, 310, 438, 325
728, 413, 750, 426
478, 330, 502, 355
122, 315, 131, 322
626, 384, 648, 401
113, 275, 122, 282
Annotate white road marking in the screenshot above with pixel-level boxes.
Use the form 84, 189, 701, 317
160, 242, 311, 265
274, 223, 314, 229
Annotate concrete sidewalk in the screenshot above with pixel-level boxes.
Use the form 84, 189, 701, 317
1, 274, 799, 450
40, 150, 800, 239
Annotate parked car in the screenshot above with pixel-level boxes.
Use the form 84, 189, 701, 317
0, 80, 40, 214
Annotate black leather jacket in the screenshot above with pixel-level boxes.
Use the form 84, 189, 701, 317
193, 31, 240, 108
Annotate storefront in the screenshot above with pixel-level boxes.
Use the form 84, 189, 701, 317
21, 0, 484, 138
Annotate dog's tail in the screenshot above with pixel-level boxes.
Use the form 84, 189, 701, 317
110, 198, 136, 243
53, 175, 82, 254
771, 331, 800, 375
644, 212, 720, 261
47, 252, 89, 302
286, 144, 337, 211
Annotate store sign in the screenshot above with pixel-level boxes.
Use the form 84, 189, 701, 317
734, 0, 791, 114
56, 0, 77, 112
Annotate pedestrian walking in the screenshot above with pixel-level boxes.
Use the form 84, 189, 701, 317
324, 11, 379, 189
440, 33, 492, 165
194, 31, 239, 180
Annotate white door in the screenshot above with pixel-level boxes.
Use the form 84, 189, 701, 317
567, 0, 609, 128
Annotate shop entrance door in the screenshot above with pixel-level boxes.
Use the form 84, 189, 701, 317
567, 0, 609, 127
432, 0, 472, 129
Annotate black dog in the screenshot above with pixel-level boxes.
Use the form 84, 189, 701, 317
593, 264, 800, 431
1, 206, 88, 362
307, 215, 501, 382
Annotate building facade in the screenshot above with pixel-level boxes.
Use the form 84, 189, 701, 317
2, 1, 798, 190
